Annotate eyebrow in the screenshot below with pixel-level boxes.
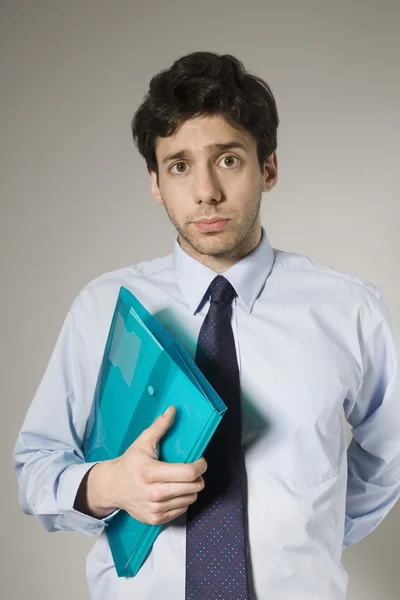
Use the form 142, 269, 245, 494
161, 140, 249, 165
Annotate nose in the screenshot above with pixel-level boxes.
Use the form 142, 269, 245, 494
193, 164, 223, 205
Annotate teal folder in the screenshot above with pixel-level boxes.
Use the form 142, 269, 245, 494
82, 286, 227, 577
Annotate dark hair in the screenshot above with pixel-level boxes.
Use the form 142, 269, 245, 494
131, 51, 279, 180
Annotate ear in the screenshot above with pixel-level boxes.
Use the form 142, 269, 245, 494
149, 170, 164, 205
262, 152, 278, 193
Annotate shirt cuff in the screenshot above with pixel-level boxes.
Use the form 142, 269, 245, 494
58, 461, 120, 536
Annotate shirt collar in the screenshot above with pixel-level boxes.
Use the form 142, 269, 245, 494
172, 227, 275, 315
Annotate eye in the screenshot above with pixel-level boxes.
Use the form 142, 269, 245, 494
219, 155, 241, 168
169, 155, 241, 174
170, 162, 187, 174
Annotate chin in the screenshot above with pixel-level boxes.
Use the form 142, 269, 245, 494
190, 233, 238, 256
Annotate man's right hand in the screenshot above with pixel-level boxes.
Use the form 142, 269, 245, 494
82, 405, 207, 525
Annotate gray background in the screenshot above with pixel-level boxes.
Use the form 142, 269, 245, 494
1, 1, 399, 598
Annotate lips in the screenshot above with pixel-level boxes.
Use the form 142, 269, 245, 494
194, 218, 230, 232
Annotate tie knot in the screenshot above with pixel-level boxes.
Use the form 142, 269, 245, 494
208, 275, 236, 307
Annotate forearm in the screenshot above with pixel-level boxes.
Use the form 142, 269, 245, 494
15, 445, 106, 533
343, 435, 400, 548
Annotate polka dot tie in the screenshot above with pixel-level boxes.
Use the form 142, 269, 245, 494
185, 275, 249, 599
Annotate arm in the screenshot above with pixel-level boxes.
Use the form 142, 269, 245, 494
343, 294, 400, 548
13, 304, 118, 537
13, 300, 206, 532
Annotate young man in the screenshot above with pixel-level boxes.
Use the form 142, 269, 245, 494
14, 51, 400, 599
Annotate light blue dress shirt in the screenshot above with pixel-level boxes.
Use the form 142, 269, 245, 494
14, 228, 400, 599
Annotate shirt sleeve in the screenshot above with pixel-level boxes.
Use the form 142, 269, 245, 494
342, 294, 400, 548
13, 303, 119, 537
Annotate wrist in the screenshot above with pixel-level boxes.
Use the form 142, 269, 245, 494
81, 460, 119, 518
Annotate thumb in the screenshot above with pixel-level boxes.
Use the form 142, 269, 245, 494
135, 405, 176, 457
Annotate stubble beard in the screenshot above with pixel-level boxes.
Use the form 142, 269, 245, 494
163, 189, 263, 258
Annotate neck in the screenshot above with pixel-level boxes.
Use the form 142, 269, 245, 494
178, 223, 262, 273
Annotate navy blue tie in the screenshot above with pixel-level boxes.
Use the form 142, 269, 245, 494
185, 275, 249, 599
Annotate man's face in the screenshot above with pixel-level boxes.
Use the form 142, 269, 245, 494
150, 114, 277, 260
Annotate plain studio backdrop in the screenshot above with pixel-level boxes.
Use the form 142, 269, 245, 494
1, 1, 399, 599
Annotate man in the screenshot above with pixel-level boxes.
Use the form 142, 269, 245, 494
14, 51, 400, 599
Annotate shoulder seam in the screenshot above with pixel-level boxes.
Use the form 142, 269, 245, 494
70, 258, 172, 310
274, 250, 382, 300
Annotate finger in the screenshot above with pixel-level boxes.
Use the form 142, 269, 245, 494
150, 506, 189, 526
145, 458, 207, 484
150, 493, 198, 515
149, 476, 205, 502
136, 406, 176, 449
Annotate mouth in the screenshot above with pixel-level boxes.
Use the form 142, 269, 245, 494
193, 218, 230, 233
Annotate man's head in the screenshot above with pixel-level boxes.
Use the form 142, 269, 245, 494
131, 51, 279, 269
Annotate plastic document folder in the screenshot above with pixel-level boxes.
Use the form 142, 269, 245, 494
82, 286, 227, 577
